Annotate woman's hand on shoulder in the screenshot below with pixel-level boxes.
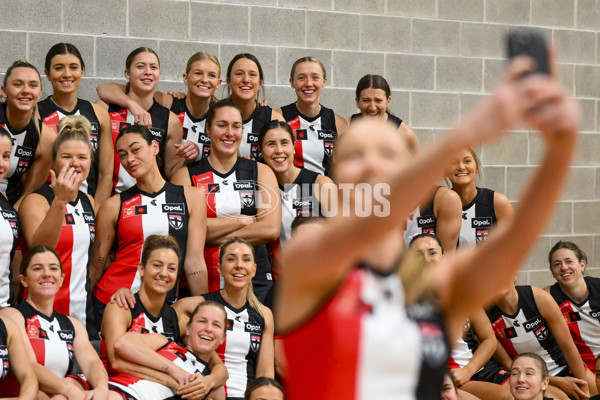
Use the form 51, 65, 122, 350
110, 288, 136, 309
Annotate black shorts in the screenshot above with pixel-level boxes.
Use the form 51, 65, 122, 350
471, 360, 510, 385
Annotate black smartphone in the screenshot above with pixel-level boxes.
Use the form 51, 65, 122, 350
507, 30, 550, 75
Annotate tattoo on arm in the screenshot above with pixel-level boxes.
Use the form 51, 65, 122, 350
188, 270, 203, 277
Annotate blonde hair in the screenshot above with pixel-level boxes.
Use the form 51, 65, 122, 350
2, 60, 42, 137
53, 115, 93, 161
289, 56, 327, 80
185, 52, 221, 105
219, 237, 264, 317
398, 247, 437, 306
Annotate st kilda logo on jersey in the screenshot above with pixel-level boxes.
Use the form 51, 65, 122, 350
250, 334, 261, 352
16, 159, 30, 175
524, 317, 549, 341
168, 214, 183, 230
234, 181, 256, 208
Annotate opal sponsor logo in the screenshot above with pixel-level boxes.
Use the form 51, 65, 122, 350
16, 145, 34, 159
318, 130, 335, 140
162, 203, 185, 214
233, 181, 255, 191
471, 217, 492, 228
245, 322, 262, 333
1, 210, 16, 220
58, 330, 74, 341
417, 216, 435, 227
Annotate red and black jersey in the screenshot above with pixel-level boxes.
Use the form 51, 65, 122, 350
171, 97, 210, 160
93, 183, 189, 305
282, 266, 422, 400
486, 286, 568, 376
0, 317, 9, 383
0, 301, 76, 395
187, 157, 272, 300
281, 103, 337, 176
0, 103, 41, 205
240, 104, 272, 160
550, 277, 600, 371
38, 97, 101, 195
109, 340, 209, 399
101, 292, 180, 376
0, 195, 17, 307
28, 183, 95, 332
204, 290, 264, 399
108, 101, 170, 193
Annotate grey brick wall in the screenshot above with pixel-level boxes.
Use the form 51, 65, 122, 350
1, 0, 598, 285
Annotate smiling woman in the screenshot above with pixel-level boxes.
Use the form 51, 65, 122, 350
0, 60, 55, 208
38, 43, 114, 206
173, 237, 275, 400
18, 115, 97, 336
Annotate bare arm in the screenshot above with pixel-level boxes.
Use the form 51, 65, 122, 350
102, 303, 178, 389
164, 112, 184, 179
0, 308, 82, 399
92, 103, 115, 208
70, 318, 110, 396
536, 287, 590, 400
172, 296, 205, 338
20, 166, 84, 249
215, 163, 281, 246
3, 317, 37, 400
398, 122, 419, 154
183, 186, 208, 295
15, 124, 55, 210
278, 57, 548, 332
255, 306, 275, 378
493, 192, 514, 224
449, 309, 497, 387
271, 110, 286, 123
334, 113, 348, 137
436, 56, 580, 330
433, 187, 462, 253
89, 195, 119, 290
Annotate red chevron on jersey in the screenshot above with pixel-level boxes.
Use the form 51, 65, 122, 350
94, 184, 189, 305
551, 277, 600, 371
287, 116, 304, 167
283, 267, 421, 400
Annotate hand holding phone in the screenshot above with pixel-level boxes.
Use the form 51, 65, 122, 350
507, 30, 550, 75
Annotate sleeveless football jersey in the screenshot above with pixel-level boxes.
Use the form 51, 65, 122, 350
281, 103, 337, 176
0, 195, 17, 307
350, 112, 403, 128
0, 103, 41, 204
101, 292, 180, 376
550, 276, 600, 371
109, 340, 210, 400
204, 290, 265, 399
27, 184, 95, 330
0, 301, 78, 396
171, 97, 210, 160
38, 97, 101, 195
448, 321, 480, 370
282, 266, 422, 400
406, 298, 449, 400
187, 157, 272, 299
108, 101, 170, 193
239, 104, 272, 160
486, 286, 568, 376
279, 168, 321, 247
458, 187, 497, 246
404, 200, 436, 246
0, 317, 9, 383
93, 183, 189, 305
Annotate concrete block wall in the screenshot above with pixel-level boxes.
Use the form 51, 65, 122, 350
1, 0, 599, 285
